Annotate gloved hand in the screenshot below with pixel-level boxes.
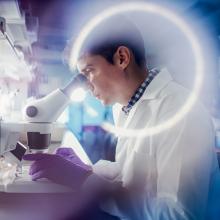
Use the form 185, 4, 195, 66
55, 147, 88, 168
55, 147, 74, 157
23, 152, 92, 189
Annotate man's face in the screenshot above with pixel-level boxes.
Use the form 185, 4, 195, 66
77, 54, 123, 105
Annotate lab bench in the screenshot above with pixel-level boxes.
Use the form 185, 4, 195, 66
0, 141, 78, 220
0, 174, 77, 220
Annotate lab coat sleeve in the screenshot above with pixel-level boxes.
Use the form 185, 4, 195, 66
80, 104, 123, 201
89, 103, 122, 181
92, 159, 122, 181
151, 99, 216, 220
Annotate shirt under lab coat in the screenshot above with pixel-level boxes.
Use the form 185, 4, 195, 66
91, 68, 220, 220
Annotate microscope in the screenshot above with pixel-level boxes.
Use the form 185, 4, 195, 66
0, 74, 88, 185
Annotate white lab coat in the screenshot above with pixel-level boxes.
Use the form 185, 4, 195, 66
90, 69, 220, 220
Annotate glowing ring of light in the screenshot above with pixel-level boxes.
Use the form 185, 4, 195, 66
70, 2, 204, 137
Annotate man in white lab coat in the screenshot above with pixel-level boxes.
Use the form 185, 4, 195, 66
24, 16, 220, 220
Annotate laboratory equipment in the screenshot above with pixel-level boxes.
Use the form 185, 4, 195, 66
0, 74, 88, 185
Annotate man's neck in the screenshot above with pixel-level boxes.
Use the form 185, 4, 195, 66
120, 67, 148, 105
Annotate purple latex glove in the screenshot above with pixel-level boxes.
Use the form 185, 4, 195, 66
55, 147, 87, 166
23, 153, 92, 189
55, 147, 74, 157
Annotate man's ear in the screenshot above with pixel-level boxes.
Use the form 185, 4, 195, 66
113, 46, 131, 69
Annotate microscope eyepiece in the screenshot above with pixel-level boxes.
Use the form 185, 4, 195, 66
61, 74, 88, 97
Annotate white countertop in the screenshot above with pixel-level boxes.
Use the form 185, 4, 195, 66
0, 164, 74, 193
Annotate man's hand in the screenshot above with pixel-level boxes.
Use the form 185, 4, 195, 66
54, 147, 89, 169
23, 151, 92, 189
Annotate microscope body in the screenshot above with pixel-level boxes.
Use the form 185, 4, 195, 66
23, 89, 70, 152
0, 89, 68, 160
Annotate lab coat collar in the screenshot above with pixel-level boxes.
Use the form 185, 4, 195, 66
141, 68, 173, 100
114, 68, 173, 129
112, 68, 173, 127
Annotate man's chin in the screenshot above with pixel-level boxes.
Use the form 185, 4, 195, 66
99, 98, 112, 106
100, 99, 108, 106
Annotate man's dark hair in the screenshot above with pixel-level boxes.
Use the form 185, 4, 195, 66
78, 15, 146, 68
